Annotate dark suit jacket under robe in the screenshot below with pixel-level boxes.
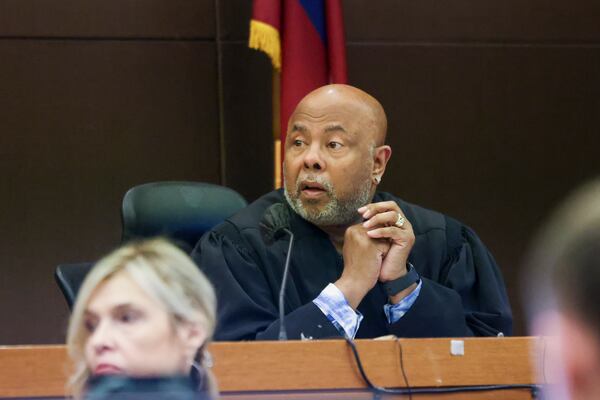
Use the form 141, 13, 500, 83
192, 190, 512, 341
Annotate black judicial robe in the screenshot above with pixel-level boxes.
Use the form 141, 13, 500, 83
192, 190, 512, 341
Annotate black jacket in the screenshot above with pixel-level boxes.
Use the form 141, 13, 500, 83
85, 376, 210, 400
192, 190, 512, 340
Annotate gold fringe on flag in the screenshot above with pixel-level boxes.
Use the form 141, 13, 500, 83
249, 20, 281, 70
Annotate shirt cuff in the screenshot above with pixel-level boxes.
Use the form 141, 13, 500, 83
383, 279, 423, 324
313, 283, 363, 339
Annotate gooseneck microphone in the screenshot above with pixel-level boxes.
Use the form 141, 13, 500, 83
260, 203, 295, 340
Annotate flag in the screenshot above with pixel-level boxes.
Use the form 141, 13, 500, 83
249, 0, 347, 186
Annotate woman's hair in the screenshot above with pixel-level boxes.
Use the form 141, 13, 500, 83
66, 238, 217, 399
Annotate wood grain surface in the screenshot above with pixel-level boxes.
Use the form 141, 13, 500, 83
0, 337, 542, 398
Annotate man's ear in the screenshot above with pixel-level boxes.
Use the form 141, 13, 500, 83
372, 145, 392, 179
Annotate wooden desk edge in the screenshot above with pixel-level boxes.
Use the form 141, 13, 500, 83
0, 337, 542, 397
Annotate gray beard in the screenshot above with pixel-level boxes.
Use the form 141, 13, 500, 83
283, 175, 373, 227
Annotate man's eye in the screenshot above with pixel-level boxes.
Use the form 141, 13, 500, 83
328, 141, 343, 150
293, 139, 304, 147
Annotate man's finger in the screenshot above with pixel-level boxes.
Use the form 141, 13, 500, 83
366, 226, 410, 241
358, 201, 403, 219
362, 210, 399, 228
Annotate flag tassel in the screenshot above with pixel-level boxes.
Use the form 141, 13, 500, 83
249, 20, 281, 70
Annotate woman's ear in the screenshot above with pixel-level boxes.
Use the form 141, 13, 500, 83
177, 320, 207, 364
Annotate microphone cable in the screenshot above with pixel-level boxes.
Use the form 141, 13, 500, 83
343, 336, 542, 398
259, 202, 295, 341
278, 228, 294, 340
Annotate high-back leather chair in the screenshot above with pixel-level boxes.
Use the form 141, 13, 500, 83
54, 262, 94, 308
55, 181, 247, 308
121, 181, 247, 251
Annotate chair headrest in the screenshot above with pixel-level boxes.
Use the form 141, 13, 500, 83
121, 181, 247, 248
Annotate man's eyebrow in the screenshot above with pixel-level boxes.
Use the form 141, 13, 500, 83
324, 124, 348, 134
291, 123, 307, 133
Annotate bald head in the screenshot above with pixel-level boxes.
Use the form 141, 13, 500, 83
283, 84, 393, 227
290, 84, 388, 146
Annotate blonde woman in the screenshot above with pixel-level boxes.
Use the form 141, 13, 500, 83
66, 238, 217, 399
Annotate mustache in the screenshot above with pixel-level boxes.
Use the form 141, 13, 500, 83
296, 175, 334, 194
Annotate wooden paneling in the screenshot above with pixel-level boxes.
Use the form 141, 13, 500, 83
220, 42, 274, 201
218, 0, 252, 41
217, 0, 600, 42
217, 1, 274, 200
348, 43, 600, 334
0, 40, 220, 344
1, 1, 600, 345
343, 0, 600, 42
0, 0, 215, 38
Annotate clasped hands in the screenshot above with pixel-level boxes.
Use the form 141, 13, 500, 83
334, 201, 416, 309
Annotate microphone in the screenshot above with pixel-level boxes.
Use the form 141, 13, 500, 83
260, 202, 291, 243
260, 203, 295, 340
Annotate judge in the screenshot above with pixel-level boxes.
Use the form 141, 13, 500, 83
192, 84, 512, 340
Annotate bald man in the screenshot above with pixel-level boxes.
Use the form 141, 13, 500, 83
192, 85, 512, 340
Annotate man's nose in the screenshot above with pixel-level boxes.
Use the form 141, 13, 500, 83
302, 143, 325, 171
